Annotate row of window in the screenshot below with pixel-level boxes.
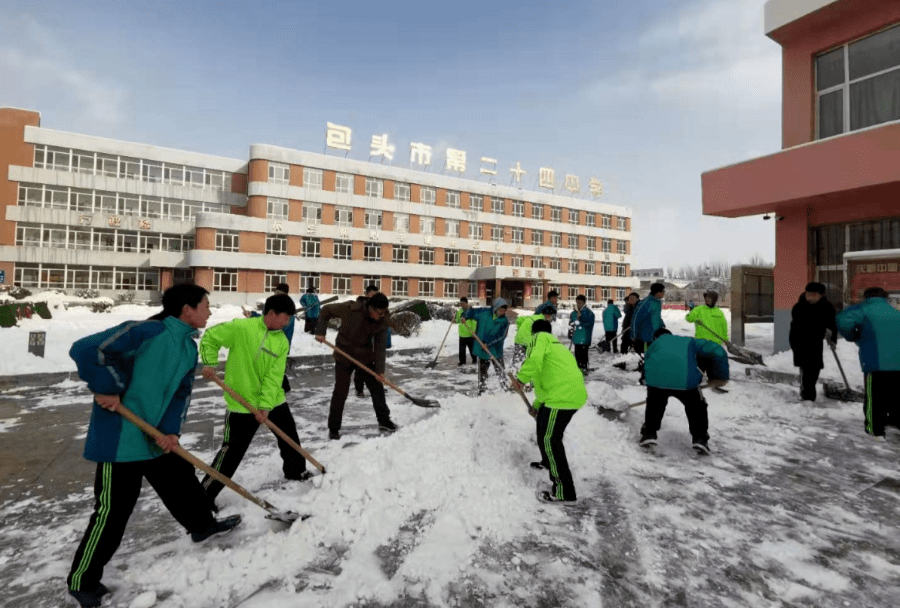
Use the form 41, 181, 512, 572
269, 163, 628, 228
18, 184, 228, 221
34, 145, 233, 191
15, 264, 166, 291
16, 224, 195, 253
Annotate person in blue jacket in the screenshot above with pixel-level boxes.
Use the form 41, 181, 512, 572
631, 282, 666, 384
299, 286, 320, 334
535, 290, 559, 314
569, 295, 595, 373
836, 287, 900, 440
65, 285, 241, 608
639, 328, 729, 455
600, 298, 622, 354
465, 297, 511, 395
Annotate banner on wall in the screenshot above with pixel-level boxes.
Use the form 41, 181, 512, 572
846, 252, 900, 311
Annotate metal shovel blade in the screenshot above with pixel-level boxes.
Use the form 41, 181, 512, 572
725, 343, 766, 366
265, 511, 311, 524
424, 360, 439, 369
406, 393, 441, 408
823, 382, 865, 402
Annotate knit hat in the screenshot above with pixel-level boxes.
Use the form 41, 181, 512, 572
492, 297, 508, 313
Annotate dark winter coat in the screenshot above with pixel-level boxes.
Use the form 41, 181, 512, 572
789, 294, 837, 369
316, 301, 390, 374
622, 298, 638, 333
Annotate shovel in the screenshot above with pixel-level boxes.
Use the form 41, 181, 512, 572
695, 320, 766, 366
295, 295, 338, 320
114, 403, 303, 523
598, 325, 629, 354
425, 321, 455, 369
468, 328, 534, 417
209, 375, 326, 474
321, 339, 441, 408
823, 343, 866, 402
595, 384, 711, 415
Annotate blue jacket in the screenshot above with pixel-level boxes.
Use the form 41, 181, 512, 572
631, 296, 665, 343
644, 334, 730, 390
602, 304, 621, 332
569, 307, 595, 345
465, 307, 509, 360
836, 297, 900, 373
69, 317, 200, 463
299, 293, 320, 320
535, 300, 557, 315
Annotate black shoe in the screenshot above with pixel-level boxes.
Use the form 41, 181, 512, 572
692, 439, 711, 455
356, 390, 365, 397
538, 491, 576, 504
67, 583, 110, 608
530, 461, 548, 470
329, 430, 341, 441
639, 431, 657, 447
191, 514, 242, 543
378, 420, 399, 433
286, 470, 313, 482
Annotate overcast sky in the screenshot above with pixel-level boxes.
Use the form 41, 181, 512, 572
1, 0, 782, 270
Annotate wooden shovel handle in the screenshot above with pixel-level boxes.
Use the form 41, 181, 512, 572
321, 339, 407, 397
209, 375, 325, 474
466, 325, 533, 415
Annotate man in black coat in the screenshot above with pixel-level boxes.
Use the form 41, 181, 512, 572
789, 282, 837, 403
619, 292, 640, 355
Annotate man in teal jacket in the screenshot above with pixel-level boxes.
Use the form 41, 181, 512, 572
299, 286, 320, 334
535, 290, 559, 314
200, 293, 310, 510
836, 287, 900, 439
465, 297, 510, 394
631, 282, 666, 384
511, 320, 587, 502
513, 306, 556, 366
600, 298, 621, 354
570, 295, 596, 373
639, 329, 729, 454
66, 285, 240, 608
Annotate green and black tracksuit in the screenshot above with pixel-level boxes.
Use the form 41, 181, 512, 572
517, 332, 587, 501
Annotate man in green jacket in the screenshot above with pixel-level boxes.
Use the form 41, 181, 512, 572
685, 290, 728, 345
513, 306, 556, 366
511, 320, 587, 503
200, 294, 310, 510
455, 296, 477, 365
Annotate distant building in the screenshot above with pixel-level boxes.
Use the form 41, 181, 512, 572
632, 268, 665, 280
0, 108, 639, 306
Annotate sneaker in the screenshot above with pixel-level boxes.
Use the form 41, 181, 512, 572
538, 491, 576, 504
530, 462, 548, 470
356, 390, 365, 397
67, 583, 110, 608
286, 470, 313, 482
692, 439, 711, 455
329, 430, 341, 441
191, 514, 242, 543
378, 420, 399, 433
639, 432, 657, 447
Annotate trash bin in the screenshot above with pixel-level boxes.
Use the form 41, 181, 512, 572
28, 331, 46, 358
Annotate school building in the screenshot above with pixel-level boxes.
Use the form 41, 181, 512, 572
702, 0, 900, 351
0, 108, 638, 307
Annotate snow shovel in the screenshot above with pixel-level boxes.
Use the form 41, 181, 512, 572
321, 339, 441, 408
209, 375, 326, 474
114, 403, 303, 524
295, 295, 338, 320
823, 343, 866, 402
598, 326, 629, 354
468, 330, 534, 417
425, 321, 455, 369
595, 384, 711, 415
694, 320, 766, 366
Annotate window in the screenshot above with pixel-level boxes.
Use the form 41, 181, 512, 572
468, 252, 482, 267
617, 240, 627, 254
333, 240, 352, 260
419, 278, 435, 296
548, 258, 561, 270
420, 217, 435, 235
392, 245, 409, 263
214, 268, 238, 292
335, 173, 353, 193
267, 198, 288, 220
586, 212, 596, 227
395, 182, 411, 201
585, 261, 596, 274
551, 207, 562, 223
470, 194, 483, 212
469, 222, 483, 240
531, 203, 543, 220
421, 187, 436, 205
617, 216, 627, 231
601, 262, 611, 276
617, 287, 626, 300
364, 242, 381, 261
394, 213, 410, 233
617, 264, 626, 277
303, 167, 323, 189
585, 286, 596, 302
512, 201, 524, 217
491, 225, 504, 242
568, 234, 579, 249
551, 233, 562, 248
586, 237, 596, 252
174, 268, 194, 286
511, 227, 524, 244
445, 249, 460, 266
602, 238, 611, 253
265, 271, 287, 292
568, 209, 579, 225
468, 281, 479, 298
816, 24, 900, 138
266, 235, 287, 256
269, 162, 289, 184
420, 247, 435, 265
303, 203, 322, 224
568, 260, 579, 274
533, 283, 543, 300
446, 191, 460, 208
392, 276, 409, 296
335, 206, 353, 226
531, 229, 543, 246
491, 197, 504, 214
301, 272, 320, 292
446, 219, 460, 238
216, 230, 239, 252
511, 255, 523, 267
491, 253, 503, 266
364, 276, 382, 292
445, 281, 459, 298
365, 209, 383, 229
365, 177, 383, 198
301, 238, 321, 258
602, 287, 611, 300
602, 215, 611, 229
532, 256, 543, 268
333, 274, 352, 295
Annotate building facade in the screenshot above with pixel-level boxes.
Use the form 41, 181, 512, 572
1, 108, 637, 306
702, 0, 900, 351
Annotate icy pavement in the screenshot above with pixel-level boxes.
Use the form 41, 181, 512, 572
2, 342, 900, 608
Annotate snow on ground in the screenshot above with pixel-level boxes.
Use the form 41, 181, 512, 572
2, 299, 897, 607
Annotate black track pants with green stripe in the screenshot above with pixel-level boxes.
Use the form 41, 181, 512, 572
68, 454, 214, 591
535, 406, 578, 501
863, 371, 900, 436
202, 402, 306, 500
